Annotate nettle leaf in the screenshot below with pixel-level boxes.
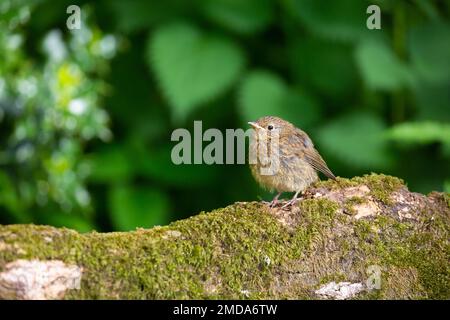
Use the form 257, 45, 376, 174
386, 122, 450, 145
286, 0, 370, 42
239, 70, 285, 119
202, 0, 273, 34
289, 37, 358, 98
409, 22, 450, 84
109, 0, 196, 33
355, 39, 415, 91
148, 22, 245, 121
317, 112, 392, 169
130, 144, 221, 187
109, 185, 170, 231
444, 180, 450, 193
0, 171, 31, 223
88, 145, 133, 183
238, 70, 321, 128
414, 83, 450, 122
442, 141, 450, 159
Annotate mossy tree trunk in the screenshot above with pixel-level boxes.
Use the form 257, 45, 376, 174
0, 174, 449, 300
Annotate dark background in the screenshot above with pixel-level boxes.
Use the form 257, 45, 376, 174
1, 0, 449, 232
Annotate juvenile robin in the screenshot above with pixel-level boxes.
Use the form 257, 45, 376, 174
248, 116, 336, 208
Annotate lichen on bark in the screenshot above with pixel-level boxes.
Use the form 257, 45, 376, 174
0, 174, 449, 300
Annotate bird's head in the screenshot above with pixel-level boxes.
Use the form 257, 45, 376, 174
248, 116, 294, 137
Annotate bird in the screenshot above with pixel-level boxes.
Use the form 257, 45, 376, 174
248, 116, 336, 208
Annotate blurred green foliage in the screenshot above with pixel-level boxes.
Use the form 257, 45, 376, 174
0, 0, 449, 232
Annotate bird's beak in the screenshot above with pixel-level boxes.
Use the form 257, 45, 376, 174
248, 122, 264, 130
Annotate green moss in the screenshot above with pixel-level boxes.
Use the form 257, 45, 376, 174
318, 273, 347, 285
316, 173, 404, 204
446, 194, 450, 209
343, 196, 366, 215
0, 199, 342, 299
345, 196, 366, 205
354, 219, 374, 239
353, 213, 450, 299
0, 174, 448, 300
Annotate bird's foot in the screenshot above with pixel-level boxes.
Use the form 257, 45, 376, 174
262, 199, 279, 208
268, 198, 279, 208
281, 190, 303, 209
280, 196, 302, 209
263, 192, 282, 208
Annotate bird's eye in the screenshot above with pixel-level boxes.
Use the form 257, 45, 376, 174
268, 125, 274, 130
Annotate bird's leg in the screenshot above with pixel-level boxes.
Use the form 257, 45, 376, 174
268, 192, 282, 208
281, 190, 301, 209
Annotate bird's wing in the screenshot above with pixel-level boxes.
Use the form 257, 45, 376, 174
293, 128, 336, 180
303, 147, 336, 180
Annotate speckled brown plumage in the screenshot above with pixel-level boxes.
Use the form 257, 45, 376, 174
248, 116, 336, 207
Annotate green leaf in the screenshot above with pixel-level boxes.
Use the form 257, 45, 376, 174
239, 70, 285, 119
409, 22, 450, 84
202, 0, 273, 34
0, 172, 20, 213
442, 142, 450, 159
286, 0, 370, 42
444, 180, 450, 193
131, 143, 221, 187
0, 172, 29, 222
88, 146, 133, 183
109, 185, 170, 231
414, 83, 450, 122
109, 0, 193, 33
412, 0, 439, 20
317, 112, 392, 169
355, 39, 415, 91
148, 22, 245, 121
238, 70, 321, 128
386, 122, 450, 145
289, 37, 358, 98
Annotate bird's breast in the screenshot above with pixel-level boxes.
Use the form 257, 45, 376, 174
249, 143, 318, 193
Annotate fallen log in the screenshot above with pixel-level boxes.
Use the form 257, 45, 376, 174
0, 174, 448, 299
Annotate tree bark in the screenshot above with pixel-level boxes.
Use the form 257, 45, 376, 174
0, 174, 449, 300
